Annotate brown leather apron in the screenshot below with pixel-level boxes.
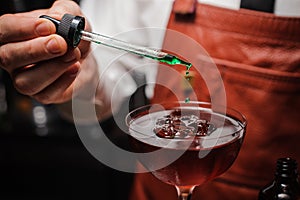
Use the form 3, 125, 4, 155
130, 1, 300, 199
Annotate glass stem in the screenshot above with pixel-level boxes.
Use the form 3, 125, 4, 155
176, 186, 195, 200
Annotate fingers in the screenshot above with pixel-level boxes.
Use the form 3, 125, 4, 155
0, 35, 67, 72
12, 48, 81, 96
0, 15, 56, 43
31, 52, 98, 104
33, 64, 80, 104
0, 0, 95, 105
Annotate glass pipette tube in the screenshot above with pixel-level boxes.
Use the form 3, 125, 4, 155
80, 30, 192, 69
39, 14, 192, 69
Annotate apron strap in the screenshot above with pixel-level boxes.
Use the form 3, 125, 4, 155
173, 0, 197, 21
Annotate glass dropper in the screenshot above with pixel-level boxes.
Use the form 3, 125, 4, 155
40, 14, 192, 69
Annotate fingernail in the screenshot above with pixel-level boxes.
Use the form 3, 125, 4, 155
36, 20, 53, 36
46, 38, 62, 54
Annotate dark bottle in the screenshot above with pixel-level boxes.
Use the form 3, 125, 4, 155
258, 157, 300, 200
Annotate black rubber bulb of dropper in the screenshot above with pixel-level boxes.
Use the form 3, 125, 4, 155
40, 14, 85, 47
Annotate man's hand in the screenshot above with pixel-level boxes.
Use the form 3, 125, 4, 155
0, 0, 98, 104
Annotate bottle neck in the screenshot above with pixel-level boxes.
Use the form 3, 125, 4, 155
275, 158, 299, 181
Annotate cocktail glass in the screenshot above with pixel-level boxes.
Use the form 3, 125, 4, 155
126, 101, 246, 200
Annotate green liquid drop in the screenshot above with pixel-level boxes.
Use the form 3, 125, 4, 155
184, 65, 192, 103
184, 70, 191, 103
157, 54, 192, 104
147, 53, 193, 103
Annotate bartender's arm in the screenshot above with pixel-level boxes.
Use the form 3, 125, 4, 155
0, 0, 99, 105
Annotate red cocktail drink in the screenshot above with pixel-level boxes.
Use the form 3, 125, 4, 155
126, 102, 246, 199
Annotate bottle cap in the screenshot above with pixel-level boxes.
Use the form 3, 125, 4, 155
40, 14, 85, 47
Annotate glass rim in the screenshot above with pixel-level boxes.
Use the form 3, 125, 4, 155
125, 101, 247, 141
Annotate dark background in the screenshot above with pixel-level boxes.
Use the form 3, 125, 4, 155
0, 1, 134, 199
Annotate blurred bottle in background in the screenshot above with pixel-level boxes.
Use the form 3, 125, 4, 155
258, 158, 300, 200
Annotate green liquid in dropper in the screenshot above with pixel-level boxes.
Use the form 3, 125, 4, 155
150, 54, 192, 70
